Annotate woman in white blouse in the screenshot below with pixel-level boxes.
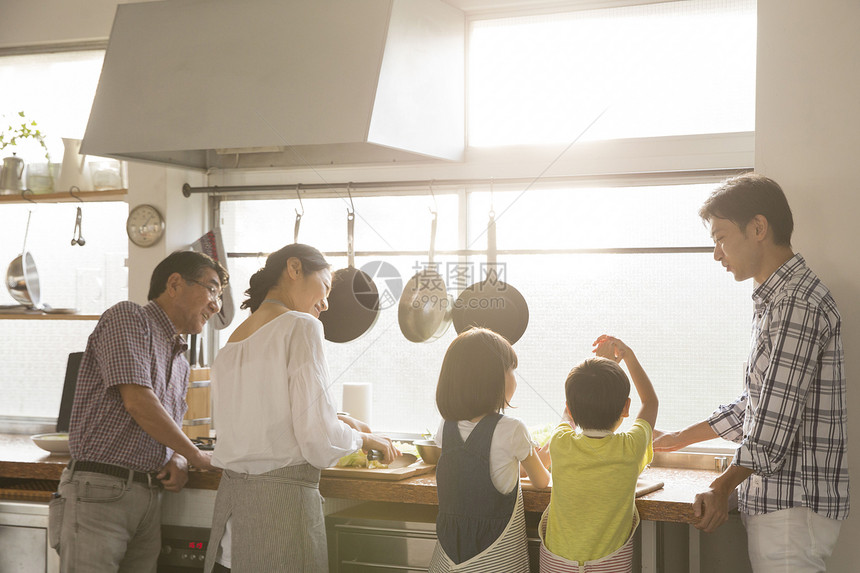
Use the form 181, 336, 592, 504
203, 243, 398, 573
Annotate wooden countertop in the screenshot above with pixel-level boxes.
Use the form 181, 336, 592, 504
0, 433, 733, 524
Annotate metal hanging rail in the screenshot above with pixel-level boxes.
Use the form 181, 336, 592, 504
181, 168, 749, 198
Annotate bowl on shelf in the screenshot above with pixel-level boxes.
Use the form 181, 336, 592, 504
31, 432, 70, 454
413, 440, 441, 465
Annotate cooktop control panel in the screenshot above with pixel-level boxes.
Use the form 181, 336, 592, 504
159, 524, 210, 570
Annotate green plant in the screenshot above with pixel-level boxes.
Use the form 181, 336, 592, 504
0, 111, 51, 162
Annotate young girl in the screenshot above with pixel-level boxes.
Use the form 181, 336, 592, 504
429, 328, 551, 572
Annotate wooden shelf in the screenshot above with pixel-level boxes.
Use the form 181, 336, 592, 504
0, 313, 100, 320
0, 189, 127, 204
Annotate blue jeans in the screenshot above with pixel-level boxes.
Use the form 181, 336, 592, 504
52, 467, 163, 573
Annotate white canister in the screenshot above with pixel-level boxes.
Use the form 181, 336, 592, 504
342, 382, 372, 426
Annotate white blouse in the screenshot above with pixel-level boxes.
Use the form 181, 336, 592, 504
211, 311, 362, 474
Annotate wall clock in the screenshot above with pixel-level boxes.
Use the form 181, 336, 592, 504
126, 204, 165, 247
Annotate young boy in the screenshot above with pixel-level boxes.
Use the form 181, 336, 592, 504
542, 334, 658, 569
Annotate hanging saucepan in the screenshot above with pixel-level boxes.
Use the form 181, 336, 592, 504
319, 210, 380, 342
5, 211, 42, 309
451, 212, 529, 344
398, 211, 453, 343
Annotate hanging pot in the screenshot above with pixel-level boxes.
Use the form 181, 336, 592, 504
451, 212, 529, 344
398, 211, 452, 343
319, 210, 380, 343
5, 212, 41, 309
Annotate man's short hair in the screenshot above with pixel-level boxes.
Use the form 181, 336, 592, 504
565, 357, 630, 431
148, 251, 229, 301
698, 173, 794, 246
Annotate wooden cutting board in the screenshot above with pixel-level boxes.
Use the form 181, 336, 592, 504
322, 462, 435, 481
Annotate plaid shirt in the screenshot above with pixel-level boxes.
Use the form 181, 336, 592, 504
710, 254, 849, 519
69, 301, 189, 473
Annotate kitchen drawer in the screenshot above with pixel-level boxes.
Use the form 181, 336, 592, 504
0, 500, 59, 573
331, 526, 437, 569
326, 502, 543, 572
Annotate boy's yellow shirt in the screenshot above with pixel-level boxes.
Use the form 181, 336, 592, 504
546, 419, 653, 562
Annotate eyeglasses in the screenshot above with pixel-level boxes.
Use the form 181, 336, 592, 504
186, 278, 223, 308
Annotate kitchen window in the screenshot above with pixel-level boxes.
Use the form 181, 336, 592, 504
468, 0, 756, 146
0, 48, 127, 425
212, 0, 756, 449
215, 178, 751, 448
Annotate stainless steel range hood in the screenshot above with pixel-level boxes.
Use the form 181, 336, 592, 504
82, 0, 465, 170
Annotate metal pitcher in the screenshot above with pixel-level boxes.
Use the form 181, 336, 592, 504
0, 155, 26, 194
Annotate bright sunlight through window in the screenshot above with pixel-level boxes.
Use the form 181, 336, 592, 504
469, 0, 756, 146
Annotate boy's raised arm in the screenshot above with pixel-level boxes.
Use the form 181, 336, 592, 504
593, 335, 658, 430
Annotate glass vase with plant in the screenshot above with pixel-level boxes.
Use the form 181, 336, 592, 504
0, 111, 54, 192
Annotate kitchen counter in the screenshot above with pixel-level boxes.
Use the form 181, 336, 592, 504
0, 433, 733, 525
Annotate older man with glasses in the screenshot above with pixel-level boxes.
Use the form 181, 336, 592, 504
50, 250, 229, 573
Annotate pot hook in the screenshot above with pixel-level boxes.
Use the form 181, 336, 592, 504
294, 184, 303, 244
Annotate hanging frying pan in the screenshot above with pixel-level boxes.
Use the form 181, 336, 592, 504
451, 212, 529, 344
319, 210, 380, 342
398, 211, 453, 343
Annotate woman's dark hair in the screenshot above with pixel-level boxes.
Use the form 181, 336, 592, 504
241, 243, 330, 313
565, 358, 630, 431
699, 173, 794, 246
436, 327, 518, 421
148, 251, 229, 301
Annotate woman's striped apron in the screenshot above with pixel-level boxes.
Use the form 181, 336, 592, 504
538, 506, 639, 573
428, 483, 530, 573
203, 463, 327, 573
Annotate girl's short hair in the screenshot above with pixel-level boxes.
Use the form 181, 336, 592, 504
565, 357, 630, 431
436, 328, 518, 421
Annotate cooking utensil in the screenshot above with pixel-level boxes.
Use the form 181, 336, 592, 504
70, 205, 85, 246
368, 450, 418, 469
398, 210, 453, 343
5, 211, 42, 309
294, 186, 303, 243
319, 206, 380, 343
451, 212, 529, 344
413, 440, 442, 465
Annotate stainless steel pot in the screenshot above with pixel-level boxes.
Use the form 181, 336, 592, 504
6, 251, 41, 308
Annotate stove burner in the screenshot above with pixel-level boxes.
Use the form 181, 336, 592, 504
192, 437, 216, 451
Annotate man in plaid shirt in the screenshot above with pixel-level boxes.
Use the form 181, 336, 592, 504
53, 251, 228, 572
654, 174, 847, 572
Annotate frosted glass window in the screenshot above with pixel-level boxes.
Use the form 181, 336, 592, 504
0, 202, 129, 420
218, 182, 749, 450
0, 50, 104, 163
0, 50, 126, 422
469, 0, 756, 145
